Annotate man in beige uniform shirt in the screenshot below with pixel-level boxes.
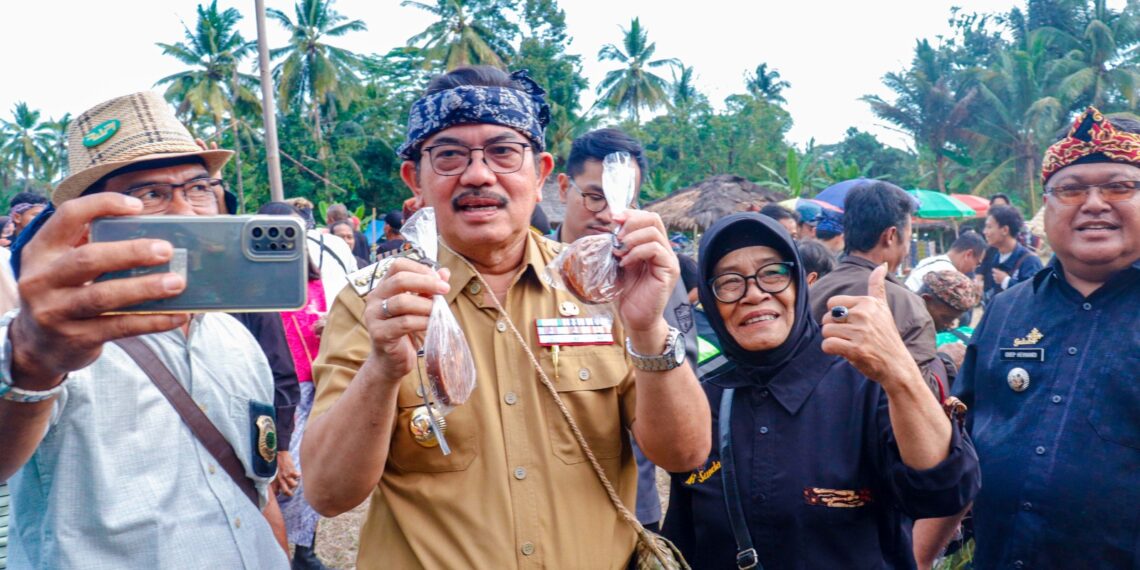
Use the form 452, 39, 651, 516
302, 66, 711, 569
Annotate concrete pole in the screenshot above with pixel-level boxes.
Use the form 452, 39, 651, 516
254, 0, 284, 201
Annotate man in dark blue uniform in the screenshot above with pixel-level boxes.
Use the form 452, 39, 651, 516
954, 107, 1140, 568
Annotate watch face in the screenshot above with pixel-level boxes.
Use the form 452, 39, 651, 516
673, 332, 686, 364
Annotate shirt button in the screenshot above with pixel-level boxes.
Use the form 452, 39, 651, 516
1035, 446, 1046, 455
1014, 561, 1024, 569
759, 426, 769, 434
1082, 302, 1092, 311
504, 392, 518, 405
514, 467, 527, 480
521, 542, 535, 556
415, 385, 425, 398
1067, 346, 1077, 355
578, 368, 590, 381
496, 320, 508, 333
759, 389, 770, 398
1022, 501, 1033, 511
208, 464, 216, 475
468, 282, 482, 294
1051, 395, 1062, 404
757, 493, 767, 502
234, 517, 242, 529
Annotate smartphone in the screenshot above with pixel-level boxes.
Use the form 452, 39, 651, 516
90, 215, 307, 313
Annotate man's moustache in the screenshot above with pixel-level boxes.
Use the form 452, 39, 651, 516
451, 189, 509, 210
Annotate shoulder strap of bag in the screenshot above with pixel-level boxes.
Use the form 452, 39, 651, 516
308, 234, 349, 275
113, 337, 259, 507
718, 389, 762, 570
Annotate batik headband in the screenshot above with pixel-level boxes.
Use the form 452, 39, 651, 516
397, 69, 551, 160
1041, 106, 1140, 184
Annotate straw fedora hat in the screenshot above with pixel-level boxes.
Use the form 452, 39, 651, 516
52, 91, 232, 206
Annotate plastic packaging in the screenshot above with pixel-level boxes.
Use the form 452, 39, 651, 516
546, 152, 637, 305
401, 207, 477, 412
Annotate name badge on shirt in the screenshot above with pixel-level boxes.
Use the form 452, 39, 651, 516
535, 317, 614, 346
1000, 348, 1045, 362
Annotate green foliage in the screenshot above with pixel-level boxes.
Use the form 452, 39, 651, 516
403, 0, 516, 70
596, 18, 679, 122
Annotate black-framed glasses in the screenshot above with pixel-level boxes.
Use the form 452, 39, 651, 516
423, 141, 531, 176
569, 179, 637, 213
118, 177, 223, 214
1044, 180, 1140, 205
709, 261, 795, 303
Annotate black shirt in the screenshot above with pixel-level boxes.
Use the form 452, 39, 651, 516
664, 340, 980, 569
954, 258, 1140, 569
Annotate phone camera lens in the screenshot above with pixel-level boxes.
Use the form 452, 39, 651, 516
269, 242, 278, 250
268, 227, 280, 238
285, 227, 296, 238
252, 227, 263, 238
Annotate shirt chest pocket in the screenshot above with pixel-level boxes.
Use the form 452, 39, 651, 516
1088, 355, 1140, 450
539, 346, 631, 465
387, 363, 480, 473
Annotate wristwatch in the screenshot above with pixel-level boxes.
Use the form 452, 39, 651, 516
625, 327, 686, 372
0, 310, 69, 403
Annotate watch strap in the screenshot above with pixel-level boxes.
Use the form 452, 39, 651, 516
0, 310, 70, 403
625, 327, 683, 371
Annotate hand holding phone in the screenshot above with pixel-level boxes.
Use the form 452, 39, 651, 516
10, 194, 189, 386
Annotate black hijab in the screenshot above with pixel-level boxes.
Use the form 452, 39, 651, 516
697, 213, 819, 379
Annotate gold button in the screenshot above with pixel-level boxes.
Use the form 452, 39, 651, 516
416, 385, 425, 398
578, 368, 590, 381
208, 464, 216, 475
504, 392, 518, 405
234, 517, 242, 529
496, 320, 508, 333
521, 542, 535, 556
468, 282, 482, 294
514, 467, 527, 480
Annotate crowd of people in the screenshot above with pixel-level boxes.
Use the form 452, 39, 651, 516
0, 65, 1136, 570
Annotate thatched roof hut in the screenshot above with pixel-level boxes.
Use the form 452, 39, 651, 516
646, 174, 785, 232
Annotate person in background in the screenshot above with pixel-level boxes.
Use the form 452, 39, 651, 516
374, 209, 406, 259
979, 205, 1043, 301
798, 239, 837, 285
330, 220, 370, 268
954, 107, 1140, 569
905, 231, 986, 292
815, 209, 845, 256
758, 203, 800, 239
7, 193, 48, 239
917, 269, 979, 372
325, 203, 371, 263
794, 200, 823, 241
988, 193, 1012, 207
0, 216, 12, 248
664, 212, 979, 569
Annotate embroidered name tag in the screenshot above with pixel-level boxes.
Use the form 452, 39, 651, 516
803, 487, 872, 508
535, 318, 614, 346
1000, 348, 1045, 362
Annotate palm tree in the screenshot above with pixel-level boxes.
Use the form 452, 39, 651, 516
40, 113, 71, 184
863, 40, 977, 193
156, 0, 261, 206
402, 0, 513, 70
1042, 0, 1140, 110
746, 63, 791, 104
0, 103, 53, 191
269, 0, 367, 142
596, 18, 679, 123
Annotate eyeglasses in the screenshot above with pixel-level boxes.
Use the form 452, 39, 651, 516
422, 141, 531, 176
118, 178, 223, 214
1044, 180, 1140, 205
569, 179, 638, 214
709, 261, 795, 303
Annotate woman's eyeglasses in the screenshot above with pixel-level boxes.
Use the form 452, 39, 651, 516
710, 262, 795, 303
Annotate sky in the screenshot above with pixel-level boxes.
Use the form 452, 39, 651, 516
0, 1, 1122, 150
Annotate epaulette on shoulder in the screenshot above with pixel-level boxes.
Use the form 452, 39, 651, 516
347, 247, 425, 296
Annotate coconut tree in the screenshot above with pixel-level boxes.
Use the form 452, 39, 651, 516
402, 0, 514, 70
0, 103, 53, 191
269, 0, 367, 142
745, 63, 791, 104
863, 40, 977, 193
1042, 0, 1140, 110
596, 18, 679, 123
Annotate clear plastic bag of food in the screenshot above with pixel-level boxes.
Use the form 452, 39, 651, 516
546, 151, 637, 305
401, 208, 477, 413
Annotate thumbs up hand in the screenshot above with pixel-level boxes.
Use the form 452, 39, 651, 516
821, 264, 920, 389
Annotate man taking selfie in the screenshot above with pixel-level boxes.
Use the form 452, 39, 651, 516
0, 92, 288, 569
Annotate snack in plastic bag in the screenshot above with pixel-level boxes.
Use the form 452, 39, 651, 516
400, 207, 477, 411
547, 151, 637, 305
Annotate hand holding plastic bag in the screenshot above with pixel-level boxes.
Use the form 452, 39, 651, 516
401, 208, 477, 412
546, 152, 637, 305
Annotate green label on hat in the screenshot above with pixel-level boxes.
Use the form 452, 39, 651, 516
83, 119, 120, 148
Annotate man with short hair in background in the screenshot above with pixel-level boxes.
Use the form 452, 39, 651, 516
326, 203, 371, 262
979, 205, 1043, 300
374, 209, 407, 259
906, 231, 987, 292
555, 127, 699, 532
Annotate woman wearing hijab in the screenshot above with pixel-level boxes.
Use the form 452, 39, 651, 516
663, 213, 980, 569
